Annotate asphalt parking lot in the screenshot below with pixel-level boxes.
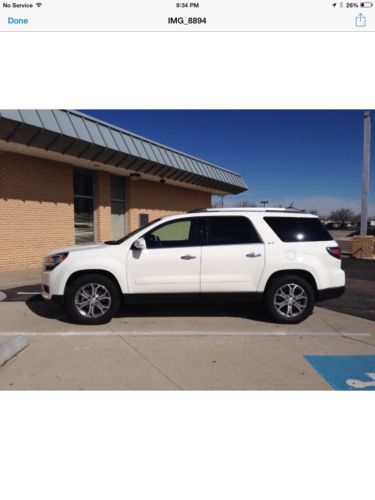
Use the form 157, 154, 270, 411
0, 257, 374, 390
319, 257, 375, 322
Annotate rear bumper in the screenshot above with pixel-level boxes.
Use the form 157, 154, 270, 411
317, 286, 345, 302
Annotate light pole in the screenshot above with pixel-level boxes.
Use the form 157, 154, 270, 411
360, 112, 371, 236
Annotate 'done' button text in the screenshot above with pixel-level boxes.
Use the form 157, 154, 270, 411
8, 17, 29, 24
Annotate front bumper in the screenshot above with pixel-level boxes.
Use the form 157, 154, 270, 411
41, 269, 65, 299
41, 271, 52, 299
317, 286, 345, 302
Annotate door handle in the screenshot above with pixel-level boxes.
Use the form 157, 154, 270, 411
246, 252, 262, 258
180, 255, 197, 260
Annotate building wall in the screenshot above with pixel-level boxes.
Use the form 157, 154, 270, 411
0, 152, 75, 271
0, 151, 211, 271
127, 179, 211, 231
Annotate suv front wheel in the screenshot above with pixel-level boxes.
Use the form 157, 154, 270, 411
264, 275, 315, 324
65, 273, 121, 325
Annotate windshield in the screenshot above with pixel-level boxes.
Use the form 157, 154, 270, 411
105, 218, 162, 245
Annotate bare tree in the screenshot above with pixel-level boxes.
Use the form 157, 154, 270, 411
231, 200, 258, 208
213, 199, 258, 208
211, 195, 226, 208
351, 213, 361, 223
328, 208, 356, 222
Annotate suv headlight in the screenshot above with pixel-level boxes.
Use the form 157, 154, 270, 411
44, 252, 69, 271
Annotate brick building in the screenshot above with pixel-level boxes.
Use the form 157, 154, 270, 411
0, 110, 247, 271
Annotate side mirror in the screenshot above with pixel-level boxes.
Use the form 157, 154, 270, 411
133, 238, 147, 250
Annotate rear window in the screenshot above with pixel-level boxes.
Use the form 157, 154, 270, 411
264, 217, 332, 242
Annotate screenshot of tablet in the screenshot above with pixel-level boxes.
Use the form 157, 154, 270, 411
1, 0, 374, 500
1, 0, 374, 31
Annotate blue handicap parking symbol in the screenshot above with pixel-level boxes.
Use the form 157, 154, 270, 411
304, 355, 375, 390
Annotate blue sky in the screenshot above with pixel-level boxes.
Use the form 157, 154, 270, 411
80, 110, 375, 216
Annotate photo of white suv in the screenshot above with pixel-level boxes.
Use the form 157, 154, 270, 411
41, 208, 345, 325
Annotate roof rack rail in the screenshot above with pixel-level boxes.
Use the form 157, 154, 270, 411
188, 207, 306, 213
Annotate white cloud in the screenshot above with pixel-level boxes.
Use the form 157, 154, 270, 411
218, 195, 375, 216
272, 196, 375, 216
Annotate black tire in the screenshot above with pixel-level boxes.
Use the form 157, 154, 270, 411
264, 275, 315, 324
65, 273, 121, 325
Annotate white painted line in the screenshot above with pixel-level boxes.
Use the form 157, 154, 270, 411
114, 331, 371, 337
16, 291, 39, 295
0, 331, 371, 337
0, 292, 7, 302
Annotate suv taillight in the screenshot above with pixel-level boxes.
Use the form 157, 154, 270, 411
326, 246, 341, 259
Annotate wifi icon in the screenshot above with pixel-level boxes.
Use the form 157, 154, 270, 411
36, 2, 42, 6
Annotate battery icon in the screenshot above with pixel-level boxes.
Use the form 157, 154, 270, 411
360, 2, 373, 6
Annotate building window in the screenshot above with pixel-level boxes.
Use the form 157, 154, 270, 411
139, 213, 149, 227
74, 168, 94, 245
111, 175, 126, 240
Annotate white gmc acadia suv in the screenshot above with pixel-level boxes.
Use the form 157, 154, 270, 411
41, 208, 345, 325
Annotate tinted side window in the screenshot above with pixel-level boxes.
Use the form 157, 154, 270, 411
205, 216, 262, 246
144, 218, 202, 249
264, 217, 332, 242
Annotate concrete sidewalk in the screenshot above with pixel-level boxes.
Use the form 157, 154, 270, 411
1, 263, 374, 390
0, 267, 41, 290
0, 294, 375, 389
1, 327, 375, 390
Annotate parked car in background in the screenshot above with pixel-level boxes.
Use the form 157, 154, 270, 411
325, 221, 352, 230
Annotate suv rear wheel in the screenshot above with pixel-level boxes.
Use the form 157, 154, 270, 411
264, 275, 315, 324
65, 273, 121, 325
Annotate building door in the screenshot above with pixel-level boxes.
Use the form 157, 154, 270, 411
126, 218, 203, 293
200, 216, 265, 292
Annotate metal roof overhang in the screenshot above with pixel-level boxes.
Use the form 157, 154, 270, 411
0, 110, 247, 195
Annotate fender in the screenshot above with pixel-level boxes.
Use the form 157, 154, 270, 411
257, 259, 322, 292
53, 257, 128, 296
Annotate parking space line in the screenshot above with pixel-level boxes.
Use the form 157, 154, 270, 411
0, 331, 371, 337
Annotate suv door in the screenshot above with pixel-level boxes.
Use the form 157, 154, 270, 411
201, 216, 265, 292
126, 217, 203, 293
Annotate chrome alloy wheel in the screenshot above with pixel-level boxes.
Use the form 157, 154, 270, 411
74, 283, 112, 318
273, 283, 308, 318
